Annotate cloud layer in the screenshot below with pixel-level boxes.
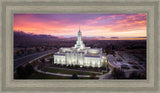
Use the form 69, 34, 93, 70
14, 13, 147, 38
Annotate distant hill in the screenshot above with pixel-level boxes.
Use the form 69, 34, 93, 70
14, 31, 58, 39
14, 31, 146, 47
14, 31, 59, 47
14, 31, 107, 47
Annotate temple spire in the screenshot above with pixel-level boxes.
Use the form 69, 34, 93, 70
79, 23, 80, 32
74, 24, 85, 49
78, 25, 81, 41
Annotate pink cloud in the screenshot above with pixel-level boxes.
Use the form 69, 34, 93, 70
14, 14, 147, 37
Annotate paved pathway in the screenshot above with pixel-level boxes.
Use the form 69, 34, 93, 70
34, 65, 113, 79
99, 67, 113, 79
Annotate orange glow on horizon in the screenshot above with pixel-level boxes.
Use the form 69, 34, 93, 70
14, 13, 147, 38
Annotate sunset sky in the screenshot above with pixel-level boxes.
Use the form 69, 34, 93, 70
14, 13, 147, 38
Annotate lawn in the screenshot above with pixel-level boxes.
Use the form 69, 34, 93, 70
39, 67, 102, 75
27, 71, 91, 79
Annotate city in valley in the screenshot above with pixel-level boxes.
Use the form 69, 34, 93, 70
14, 30, 146, 79
14, 14, 146, 79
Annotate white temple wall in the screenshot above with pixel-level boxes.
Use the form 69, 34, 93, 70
66, 53, 71, 65
84, 57, 101, 67
78, 54, 84, 66
53, 30, 105, 68
54, 55, 65, 65
54, 54, 103, 67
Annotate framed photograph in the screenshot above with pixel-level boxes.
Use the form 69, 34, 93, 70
0, 0, 160, 93
13, 13, 147, 80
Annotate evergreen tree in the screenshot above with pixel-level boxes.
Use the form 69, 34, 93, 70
71, 73, 78, 79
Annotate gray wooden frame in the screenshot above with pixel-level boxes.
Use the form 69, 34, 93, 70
0, 0, 159, 93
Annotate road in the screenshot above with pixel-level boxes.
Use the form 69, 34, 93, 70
14, 50, 54, 68
99, 67, 113, 79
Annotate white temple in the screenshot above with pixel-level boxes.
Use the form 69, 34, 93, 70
54, 26, 106, 68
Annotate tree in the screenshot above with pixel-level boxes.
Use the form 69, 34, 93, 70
16, 66, 26, 79
111, 68, 126, 79
40, 58, 45, 63
128, 71, 145, 79
89, 73, 96, 79
106, 65, 110, 72
27, 49, 33, 54
50, 58, 54, 64
36, 47, 40, 52
16, 50, 21, 55
25, 63, 35, 77
74, 65, 80, 68
71, 73, 78, 79
16, 64, 34, 79
111, 44, 116, 50
20, 49, 25, 54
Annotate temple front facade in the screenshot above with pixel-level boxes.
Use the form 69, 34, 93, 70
54, 27, 107, 68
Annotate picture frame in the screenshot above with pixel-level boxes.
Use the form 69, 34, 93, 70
0, 0, 159, 93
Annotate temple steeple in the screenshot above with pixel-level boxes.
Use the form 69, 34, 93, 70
78, 25, 82, 41
74, 25, 85, 49
79, 23, 80, 31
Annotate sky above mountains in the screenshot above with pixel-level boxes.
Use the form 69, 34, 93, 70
14, 13, 147, 38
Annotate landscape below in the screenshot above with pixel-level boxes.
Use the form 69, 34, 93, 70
14, 31, 146, 79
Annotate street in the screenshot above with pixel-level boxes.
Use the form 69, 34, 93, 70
14, 50, 54, 68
